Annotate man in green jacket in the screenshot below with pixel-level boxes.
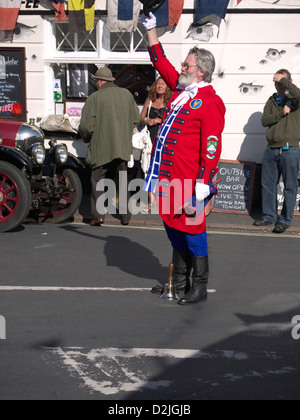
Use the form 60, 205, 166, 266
79, 67, 140, 226
254, 69, 300, 233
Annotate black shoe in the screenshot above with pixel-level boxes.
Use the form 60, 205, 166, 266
177, 288, 208, 305
253, 218, 273, 227
178, 256, 209, 305
90, 218, 104, 226
273, 222, 289, 234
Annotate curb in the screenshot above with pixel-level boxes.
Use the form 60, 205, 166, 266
73, 212, 300, 236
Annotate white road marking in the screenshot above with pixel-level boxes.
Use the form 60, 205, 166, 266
44, 347, 249, 396
0, 286, 151, 292
43, 346, 298, 396
0, 286, 216, 293
34, 244, 56, 249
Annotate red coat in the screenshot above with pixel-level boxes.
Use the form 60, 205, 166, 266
148, 43, 226, 234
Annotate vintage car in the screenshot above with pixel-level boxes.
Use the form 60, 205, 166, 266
0, 118, 84, 233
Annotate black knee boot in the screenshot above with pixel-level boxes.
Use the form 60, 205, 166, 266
151, 250, 192, 294
178, 256, 209, 305
172, 250, 192, 293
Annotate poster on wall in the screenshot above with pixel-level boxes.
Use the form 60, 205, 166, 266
66, 64, 89, 99
0, 47, 27, 121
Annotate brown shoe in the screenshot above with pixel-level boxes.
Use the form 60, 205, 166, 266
90, 218, 104, 226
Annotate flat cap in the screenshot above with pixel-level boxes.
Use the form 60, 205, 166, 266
92, 67, 115, 82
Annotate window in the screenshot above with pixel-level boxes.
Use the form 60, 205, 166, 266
45, 18, 149, 62
109, 24, 148, 53
51, 20, 147, 56
109, 64, 155, 105
44, 18, 152, 114
55, 23, 97, 53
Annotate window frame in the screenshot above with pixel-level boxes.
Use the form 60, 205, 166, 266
100, 19, 149, 63
44, 18, 99, 64
44, 18, 150, 65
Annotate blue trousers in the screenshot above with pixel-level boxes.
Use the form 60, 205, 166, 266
261, 147, 300, 225
164, 223, 208, 257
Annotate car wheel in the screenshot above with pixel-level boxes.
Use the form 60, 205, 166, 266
38, 168, 82, 224
0, 161, 32, 233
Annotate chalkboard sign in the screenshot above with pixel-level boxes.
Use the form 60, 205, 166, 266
277, 177, 300, 215
0, 48, 27, 121
213, 160, 256, 215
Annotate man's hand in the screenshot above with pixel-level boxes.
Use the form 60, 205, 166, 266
273, 73, 286, 83
141, 12, 157, 31
195, 182, 210, 202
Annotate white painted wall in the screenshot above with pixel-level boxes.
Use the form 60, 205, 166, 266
148, 3, 300, 163
0, 0, 299, 163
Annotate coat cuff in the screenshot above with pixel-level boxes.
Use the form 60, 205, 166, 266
148, 43, 166, 63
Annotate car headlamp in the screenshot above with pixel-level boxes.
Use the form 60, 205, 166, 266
54, 144, 68, 165
29, 143, 46, 165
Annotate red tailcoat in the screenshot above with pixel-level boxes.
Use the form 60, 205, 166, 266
148, 43, 226, 234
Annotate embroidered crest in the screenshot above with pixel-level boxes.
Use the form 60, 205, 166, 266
206, 136, 219, 160
190, 99, 202, 110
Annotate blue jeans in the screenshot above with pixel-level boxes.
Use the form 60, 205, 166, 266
261, 147, 300, 225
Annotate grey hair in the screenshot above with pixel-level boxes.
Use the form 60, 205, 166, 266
189, 47, 216, 83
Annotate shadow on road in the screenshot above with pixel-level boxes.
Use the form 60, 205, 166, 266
59, 225, 168, 284
123, 308, 300, 400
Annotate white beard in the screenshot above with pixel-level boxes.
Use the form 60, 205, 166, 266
178, 73, 194, 87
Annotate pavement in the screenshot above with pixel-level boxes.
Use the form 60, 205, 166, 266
74, 194, 300, 236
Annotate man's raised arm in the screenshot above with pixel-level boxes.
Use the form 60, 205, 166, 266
141, 13, 159, 46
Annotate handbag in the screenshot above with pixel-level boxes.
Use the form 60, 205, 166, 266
132, 124, 151, 149
140, 131, 153, 175
128, 125, 152, 170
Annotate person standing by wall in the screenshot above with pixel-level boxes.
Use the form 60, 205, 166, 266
141, 13, 226, 305
79, 67, 140, 226
140, 77, 173, 212
141, 77, 173, 140
254, 70, 300, 233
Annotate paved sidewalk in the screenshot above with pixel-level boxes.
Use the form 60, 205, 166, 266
75, 195, 300, 236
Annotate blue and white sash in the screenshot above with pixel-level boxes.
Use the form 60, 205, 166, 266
143, 104, 183, 193
143, 82, 209, 193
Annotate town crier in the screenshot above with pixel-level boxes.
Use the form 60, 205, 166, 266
141, 12, 226, 305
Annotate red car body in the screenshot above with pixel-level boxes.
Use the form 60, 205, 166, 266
0, 119, 23, 148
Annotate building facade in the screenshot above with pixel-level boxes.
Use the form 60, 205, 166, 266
1, 0, 300, 163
